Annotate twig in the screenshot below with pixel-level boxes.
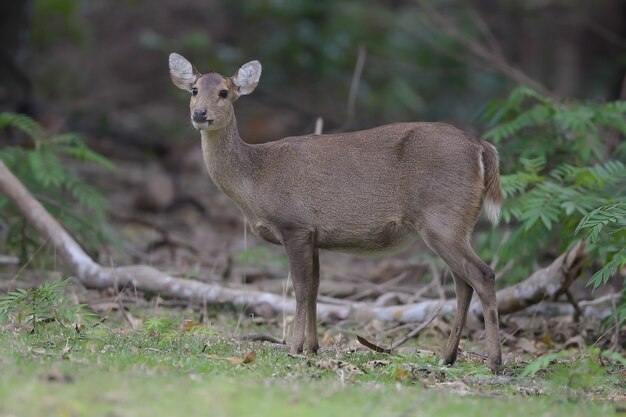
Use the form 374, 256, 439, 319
118, 300, 141, 330
340, 45, 367, 131
611, 295, 620, 352
314, 117, 324, 135
347, 271, 412, 301
489, 230, 511, 271
427, 260, 446, 300
357, 300, 445, 353
468, 8, 504, 59
414, 0, 556, 99
494, 259, 514, 282
389, 300, 444, 349
564, 288, 583, 322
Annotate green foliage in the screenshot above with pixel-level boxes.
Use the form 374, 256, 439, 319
520, 348, 626, 398
143, 317, 180, 346
233, 246, 289, 268
480, 88, 626, 287
576, 203, 626, 289
142, 317, 215, 348
31, 0, 86, 49
0, 278, 97, 331
0, 323, 622, 415
149, 0, 502, 126
0, 112, 115, 260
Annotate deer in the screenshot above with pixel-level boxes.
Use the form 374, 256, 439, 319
168, 53, 503, 372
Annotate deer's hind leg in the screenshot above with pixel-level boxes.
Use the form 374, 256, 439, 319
418, 218, 502, 372
443, 275, 473, 366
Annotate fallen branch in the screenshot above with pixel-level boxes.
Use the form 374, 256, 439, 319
239, 333, 285, 344
0, 160, 585, 324
480, 240, 585, 317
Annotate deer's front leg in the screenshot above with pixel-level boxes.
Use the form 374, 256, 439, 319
282, 229, 315, 355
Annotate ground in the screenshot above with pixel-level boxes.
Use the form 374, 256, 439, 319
0, 303, 624, 417
1, 143, 625, 416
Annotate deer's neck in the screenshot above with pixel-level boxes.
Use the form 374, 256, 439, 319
200, 115, 256, 200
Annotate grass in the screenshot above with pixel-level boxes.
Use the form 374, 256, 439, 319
0, 316, 623, 417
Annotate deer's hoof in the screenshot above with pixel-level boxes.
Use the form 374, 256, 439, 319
306, 343, 320, 354
289, 344, 304, 355
442, 351, 458, 366
487, 358, 503, 374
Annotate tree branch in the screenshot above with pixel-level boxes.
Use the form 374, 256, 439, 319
415, 1, 557, 100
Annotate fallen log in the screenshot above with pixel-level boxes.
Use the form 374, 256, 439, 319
0, 160, 585, 323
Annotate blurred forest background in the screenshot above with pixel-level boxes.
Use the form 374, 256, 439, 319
0, 0, 625, 340
3, 0, 626, 136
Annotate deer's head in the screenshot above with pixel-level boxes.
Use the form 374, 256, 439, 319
169, 53, 262, 131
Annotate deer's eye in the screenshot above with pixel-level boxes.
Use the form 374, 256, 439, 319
219, 90, 228, 99
191, 88, 198, 96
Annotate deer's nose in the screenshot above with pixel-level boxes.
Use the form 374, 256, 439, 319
192, 108, 207, 122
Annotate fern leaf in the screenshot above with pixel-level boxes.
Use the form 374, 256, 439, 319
28, 149, 67, 187
587, 247, 626, 290
0, 112, 44, 141
576, 203, 626, 243
62, 145, 116, 171
483, 104, 552, 143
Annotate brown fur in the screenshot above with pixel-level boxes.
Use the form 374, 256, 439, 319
169, 55, 503, 371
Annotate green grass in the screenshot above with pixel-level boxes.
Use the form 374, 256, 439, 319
0, 321, 623, 417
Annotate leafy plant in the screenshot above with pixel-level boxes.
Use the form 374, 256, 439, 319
0, 278, 97, 331
142, 317, 214, 348
143, 316, 179, 341
520, 348, 626, 398
0, 112, 115, 260
478, 87, 626, 286
576, 203, 626, 289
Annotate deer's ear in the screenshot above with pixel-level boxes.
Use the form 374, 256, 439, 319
232, 60, 262, 96
169, 53, 200, 91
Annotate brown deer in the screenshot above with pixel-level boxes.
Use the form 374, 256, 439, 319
169, 53, 503, 371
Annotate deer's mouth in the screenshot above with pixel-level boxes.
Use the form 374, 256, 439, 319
191, 120, 215, 131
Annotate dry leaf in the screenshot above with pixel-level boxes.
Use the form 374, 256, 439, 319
393, 368, 409, 381
202, 354, 221, 360
321, 330, 334, 346
227, 350, 257, 365
542, 335, 553, 348
242, 350, 257, 364
181, 320, 203, 331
